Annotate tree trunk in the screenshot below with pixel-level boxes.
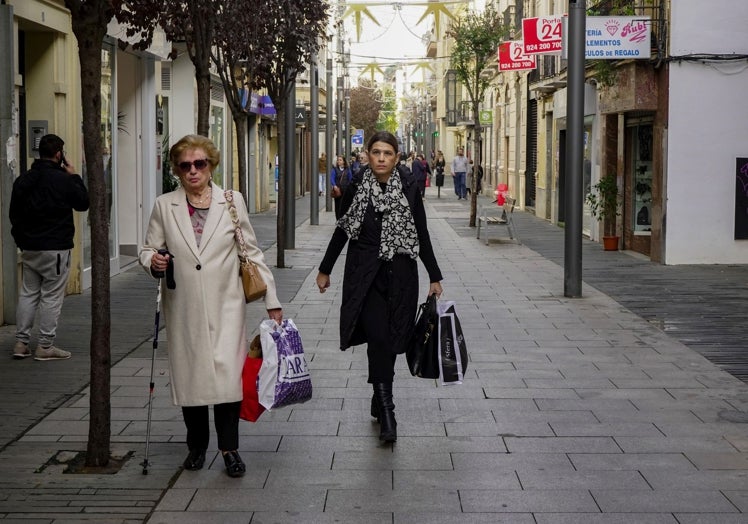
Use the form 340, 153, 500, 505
276, 104, 286, 268
71, 13, 111, 468
233, 112, 248, 197
469, 99, 482, 228
195, 70, 211, 137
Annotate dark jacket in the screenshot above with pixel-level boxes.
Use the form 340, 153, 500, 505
411, 159, 431, 182
10, 159, 89, 250
319, 168, 442, 354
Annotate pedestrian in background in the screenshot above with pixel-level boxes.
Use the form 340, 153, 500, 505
315, 131, 443, 443
10, 134, 89, 361
411, 153, 431, 198
353, 151, 368, 177
317, 152, 327, 196
451, 146, 469, 200
330, 154, 352, 219
139, 134, 283, 478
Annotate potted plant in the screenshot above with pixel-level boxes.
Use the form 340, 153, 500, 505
586, 174, 620, 250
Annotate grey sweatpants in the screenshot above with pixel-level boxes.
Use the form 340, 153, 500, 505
15, 250, 71, 348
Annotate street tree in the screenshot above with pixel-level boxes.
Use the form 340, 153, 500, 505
349, 78, 382, 146
211, 0, 253, 197
121, 0, 218, 136
242, 0, 329, 268
446, 4, 507, 226
64, 0, 123, 468
376, 83, 398, 135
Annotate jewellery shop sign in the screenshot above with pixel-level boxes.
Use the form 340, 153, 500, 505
582, 16, 651, 60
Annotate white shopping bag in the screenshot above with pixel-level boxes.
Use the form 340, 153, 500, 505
436, 300, 468, 385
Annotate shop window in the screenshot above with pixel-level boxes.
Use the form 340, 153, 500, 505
632, 124, 652, 235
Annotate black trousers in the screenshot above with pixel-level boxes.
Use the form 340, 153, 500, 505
181, 401, 241, 451
359, 264, 397, 384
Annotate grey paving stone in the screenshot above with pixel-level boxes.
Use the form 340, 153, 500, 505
459, 488, 599, 513
723, 491, 748, 512
187, 487, 327, 512
673, 514, 748, 524
517, 469, 649, 490
325, 488, 460, 513
550, 422, 663, 437
505, 436, 621, 453
591, 489, 738, 513
615, 436, 738, 453
332, 451, 454, 471
568, 453, 697, 471
148, 512, 252, 524
452, 452, 575, 471
394, 513, 536, 524
685, 452, 748, 470
534, 514, 678, 523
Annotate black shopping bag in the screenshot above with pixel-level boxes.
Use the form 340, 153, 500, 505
407, 294, 440, 379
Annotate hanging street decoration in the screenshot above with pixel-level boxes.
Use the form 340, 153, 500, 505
343, 1, 459, 42
359, 61, 386, 83
343, 4, 380, 42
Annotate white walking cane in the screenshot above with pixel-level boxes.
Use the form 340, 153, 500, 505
141, 278, 162, 475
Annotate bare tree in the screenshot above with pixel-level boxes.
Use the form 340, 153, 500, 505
121, 0, 218, 136
242, 0, 329, 268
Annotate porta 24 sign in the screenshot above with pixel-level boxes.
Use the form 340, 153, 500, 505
522, 16, 563, 54
585, 16, 651, 59
499, 41, 537, 72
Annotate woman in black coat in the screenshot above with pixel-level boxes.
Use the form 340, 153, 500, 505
316, 131, 443, 443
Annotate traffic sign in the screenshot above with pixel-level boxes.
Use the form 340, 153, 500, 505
351, 128, 364, 146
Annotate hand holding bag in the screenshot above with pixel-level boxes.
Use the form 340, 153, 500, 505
407, 294, 440, 379
225, 190, 267, 303
258, 319, 313, 410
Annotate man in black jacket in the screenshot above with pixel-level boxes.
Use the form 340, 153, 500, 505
9, 134, 89, 360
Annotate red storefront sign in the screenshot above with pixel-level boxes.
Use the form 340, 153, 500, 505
498, 41, 537, 71
522, 16, 563, 54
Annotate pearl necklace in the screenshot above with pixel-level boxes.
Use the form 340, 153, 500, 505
187, 187, 212, 207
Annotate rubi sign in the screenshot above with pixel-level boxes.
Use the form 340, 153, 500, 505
522, 16, 563, 54
585, 16, 651, 59
499, 41, 537, 71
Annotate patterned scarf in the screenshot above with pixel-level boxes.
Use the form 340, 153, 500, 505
337, 168, 419, 261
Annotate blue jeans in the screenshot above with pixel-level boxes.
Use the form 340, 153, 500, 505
455, 172, 466, 198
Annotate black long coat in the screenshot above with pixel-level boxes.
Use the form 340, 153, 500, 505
319, 167, 442, 354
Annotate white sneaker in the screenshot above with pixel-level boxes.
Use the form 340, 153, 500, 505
13, 341, 30, 359
34, 345, 71, 361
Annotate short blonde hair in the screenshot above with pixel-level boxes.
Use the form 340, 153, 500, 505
169, 134, 220, 172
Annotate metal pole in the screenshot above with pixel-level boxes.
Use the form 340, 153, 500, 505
310, 50, 319, 225
285, 77, 296, 249
564, 0, 586, 297
336, 77, 343, 157
325, 58, 333, 212
345, 84, 351, 161
0, 5, 16, 323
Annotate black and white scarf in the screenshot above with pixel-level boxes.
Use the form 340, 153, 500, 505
337, 168, 419, 261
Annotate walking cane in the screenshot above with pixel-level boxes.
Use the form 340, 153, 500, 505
142, 277, 163, 475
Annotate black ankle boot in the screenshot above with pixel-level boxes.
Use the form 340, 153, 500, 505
370, 392, 380, 422
373, 383, 396, 442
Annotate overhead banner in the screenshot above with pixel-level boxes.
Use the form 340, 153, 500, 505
522, 16, 563, 54
498, 41, 537, 72
584, 16, 651, 59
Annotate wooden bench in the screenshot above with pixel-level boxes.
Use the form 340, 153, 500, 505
476, 197, 519, 245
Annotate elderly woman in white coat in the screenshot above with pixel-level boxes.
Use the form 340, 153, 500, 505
139, 134, 282, 478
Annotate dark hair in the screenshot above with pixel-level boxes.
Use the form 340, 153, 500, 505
38, 134, 64, 159
336, 155, 348, 168
366, 131, 398, 154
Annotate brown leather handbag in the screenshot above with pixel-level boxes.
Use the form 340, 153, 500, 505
225, 190, 267, 303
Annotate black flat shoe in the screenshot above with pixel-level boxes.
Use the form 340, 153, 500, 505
183, 449, 206, 470
222, 450, 246, 478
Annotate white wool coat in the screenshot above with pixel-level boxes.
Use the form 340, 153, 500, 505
139, 187, 281, 406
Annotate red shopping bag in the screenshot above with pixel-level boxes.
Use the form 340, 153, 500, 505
425, 175, 431, 187
240, 336, 266, 422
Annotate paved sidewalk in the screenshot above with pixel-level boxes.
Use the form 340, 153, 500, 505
1, 191, 747, 522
